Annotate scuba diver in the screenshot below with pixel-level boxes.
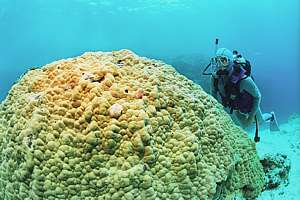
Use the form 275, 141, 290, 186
203, 43, 280, 142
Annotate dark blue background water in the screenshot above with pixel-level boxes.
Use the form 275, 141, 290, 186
0, 0, 299, 122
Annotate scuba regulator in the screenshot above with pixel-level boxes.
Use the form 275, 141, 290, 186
202, 38, 219, 76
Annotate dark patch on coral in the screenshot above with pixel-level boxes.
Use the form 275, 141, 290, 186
116, 60, 123, 65
92, 76, 105, 83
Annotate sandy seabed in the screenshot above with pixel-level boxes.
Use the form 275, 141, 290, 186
248, 115, 300, 200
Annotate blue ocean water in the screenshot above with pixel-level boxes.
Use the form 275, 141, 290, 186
0, 0, 299, 122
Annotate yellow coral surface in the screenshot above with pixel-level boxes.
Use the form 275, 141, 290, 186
0, 50, 264, 200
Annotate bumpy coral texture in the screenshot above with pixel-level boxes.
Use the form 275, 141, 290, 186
0, 50, 264, 200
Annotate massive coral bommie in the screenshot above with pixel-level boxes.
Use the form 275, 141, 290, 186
0, 50, 264, 200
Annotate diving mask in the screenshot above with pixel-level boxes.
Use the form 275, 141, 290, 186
215, 56, 229, 67
211, 56, 232, 76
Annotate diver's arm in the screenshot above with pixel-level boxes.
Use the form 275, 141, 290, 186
210, 75, 218, 99
240, 77, 261, 118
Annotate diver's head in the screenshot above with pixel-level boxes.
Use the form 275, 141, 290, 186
214, 48, 233, 75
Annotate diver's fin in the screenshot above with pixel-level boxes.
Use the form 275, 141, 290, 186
270, 111, 280, 132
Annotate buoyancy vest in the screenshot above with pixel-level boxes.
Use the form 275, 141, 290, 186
213, 64, 254, 114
